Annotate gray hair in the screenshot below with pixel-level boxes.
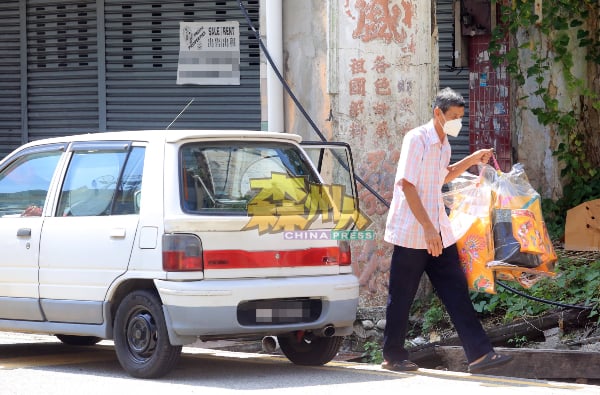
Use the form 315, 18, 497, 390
434, 87, 465, 113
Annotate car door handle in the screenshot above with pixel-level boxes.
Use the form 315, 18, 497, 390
17, 228, 32, 237
110, 228, 126, 238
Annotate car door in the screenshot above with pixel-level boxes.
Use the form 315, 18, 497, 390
0, 144, 65, 321
38, 142, 145, 324
300, 141, 368, 231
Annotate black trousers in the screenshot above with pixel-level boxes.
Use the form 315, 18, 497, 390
382, 244, 493, 363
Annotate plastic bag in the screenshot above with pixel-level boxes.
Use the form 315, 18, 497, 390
491, 163, 557, 260
489, 163, 557, 289
444, 169, 496, 293
444, 163, 557, 293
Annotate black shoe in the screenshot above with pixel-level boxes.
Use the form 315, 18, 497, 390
468, 352, 513, 373
381, 360, 419, 372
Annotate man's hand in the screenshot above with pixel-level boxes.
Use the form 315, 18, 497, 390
22, 205, 42, 217
424, 224, 443, 257
471, 148, 494, 165
445, 148, 495, 184
401, 180, 443, 256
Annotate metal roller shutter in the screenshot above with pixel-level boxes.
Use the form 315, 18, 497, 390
0, 1, 24, 156
104, 0, 260, 131
26, 0, 100, 140
437, 0, 471, 162
0, 0, 260, 160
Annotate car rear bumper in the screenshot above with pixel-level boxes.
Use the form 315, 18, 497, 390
154, 275, 359, 345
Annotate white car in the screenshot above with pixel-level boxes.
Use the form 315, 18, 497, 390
0, 130, 362, 378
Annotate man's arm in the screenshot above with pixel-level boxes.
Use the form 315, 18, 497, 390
401, 179, 443, 257
445, 148, 493, 184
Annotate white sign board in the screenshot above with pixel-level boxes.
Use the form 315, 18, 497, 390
177, 21, 240, 85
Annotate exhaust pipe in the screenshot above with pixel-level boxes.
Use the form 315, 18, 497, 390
262, 336, 279, 353
315, 325, 335, 337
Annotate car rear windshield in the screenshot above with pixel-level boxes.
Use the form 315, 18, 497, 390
180, 141, 321, 214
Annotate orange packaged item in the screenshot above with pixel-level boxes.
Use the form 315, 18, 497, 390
511, 209, 545, 255
445, 171, 496, 294
456, 216, 496, 293
489, 163, 557, 289
445, 162, 557, 293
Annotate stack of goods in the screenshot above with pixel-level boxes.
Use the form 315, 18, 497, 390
444, 163, 557, 294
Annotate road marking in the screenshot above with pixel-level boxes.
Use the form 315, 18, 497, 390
0, 350, 115, 370
182, 348, 587, 391
0, 343, 591, 392
411, 368, 583, 390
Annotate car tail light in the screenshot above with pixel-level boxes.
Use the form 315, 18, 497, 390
338, 241, 351, 266
162, 234, 203, 271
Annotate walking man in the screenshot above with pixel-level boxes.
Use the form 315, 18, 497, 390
382, 87, 512, 373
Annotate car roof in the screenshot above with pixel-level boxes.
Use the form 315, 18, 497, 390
19, 130, 303, 149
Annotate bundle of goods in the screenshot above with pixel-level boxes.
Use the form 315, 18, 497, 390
444, 162, 557, 294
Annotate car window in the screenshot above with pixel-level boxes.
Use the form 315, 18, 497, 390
57, 150, 128, 217
180, 142, 320, 214
0, 150, 63, 217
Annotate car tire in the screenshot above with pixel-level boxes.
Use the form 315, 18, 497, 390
278, 333, 343, 366
56, 334, 102, 346
113, 290, 182, 378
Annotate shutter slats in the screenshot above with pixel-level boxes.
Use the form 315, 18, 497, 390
0, 1, 260, 158
0, 1, 22, 156
26, 0, 99, 139
104, 0, 260, 131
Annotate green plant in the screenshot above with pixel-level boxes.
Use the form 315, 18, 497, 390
362, 340, 383, 364
470, 257, 600, 323
407, 258, 600, 344
422, 303, 446, 334
406, 295, 451, 341
507, 335, 529, 348
489, 0, 600, 237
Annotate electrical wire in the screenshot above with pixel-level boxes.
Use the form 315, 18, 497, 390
237, 1, 597, 312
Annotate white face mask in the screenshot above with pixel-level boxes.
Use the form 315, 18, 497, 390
441, 113, 463, 137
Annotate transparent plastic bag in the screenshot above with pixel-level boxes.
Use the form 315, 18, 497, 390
444, 169, 496, 293
491, 163, 557, 268
444, 163, 557, 293
489, 162, 557, 289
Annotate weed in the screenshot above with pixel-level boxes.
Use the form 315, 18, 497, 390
507, 335, 529, 348
470, 257, 600, 324
363, 341, 383, 364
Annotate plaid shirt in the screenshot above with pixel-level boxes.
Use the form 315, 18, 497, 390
384, 120, 456, 249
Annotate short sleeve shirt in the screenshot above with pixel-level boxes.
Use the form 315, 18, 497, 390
384, 120, 456, 249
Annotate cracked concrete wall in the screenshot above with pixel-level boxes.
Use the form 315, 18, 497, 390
281, 0, 333, 141
512, 26, 589, 200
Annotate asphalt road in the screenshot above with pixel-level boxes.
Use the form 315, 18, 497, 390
0, 332, 598, 395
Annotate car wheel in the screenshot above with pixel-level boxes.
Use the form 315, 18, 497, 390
56, 334, 102, 346
114, 290, 182, 378
278, 333, 343, 366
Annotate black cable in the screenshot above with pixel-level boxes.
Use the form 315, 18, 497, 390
496, 280, 594, 310
238, 0, 389, 208
238, 1, 597, 312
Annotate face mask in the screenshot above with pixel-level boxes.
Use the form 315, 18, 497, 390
441, 113, 463, 137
